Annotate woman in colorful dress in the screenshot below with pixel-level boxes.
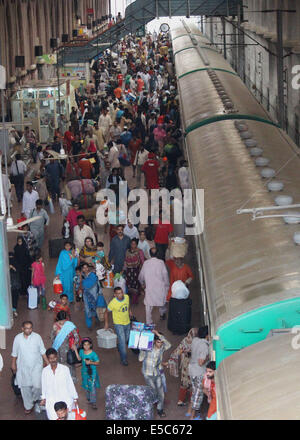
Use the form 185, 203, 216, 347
51, 310, 81, 383
73, 337, 100, 410
81, 263, 106, 329
167, 327, 198, 406
79, 236, 97, 265
55, 241, 79, 303
122, 238, 143, 305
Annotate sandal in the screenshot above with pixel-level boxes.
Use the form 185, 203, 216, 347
177, 401, 186, 406
24, 407, 34, 415
185, 412, 192, 417
157, 410, 166, 418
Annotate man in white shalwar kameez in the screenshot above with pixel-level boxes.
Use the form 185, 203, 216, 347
138, 247, 170, 324
22, 181, 39, 219
41, 348, 78, 420
98, 108, 112, 143
11, 321, 48, 414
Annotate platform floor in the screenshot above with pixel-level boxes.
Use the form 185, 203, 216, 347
0, 164, 204, 420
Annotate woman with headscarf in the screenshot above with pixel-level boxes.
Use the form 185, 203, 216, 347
81, 263, 106, 329
13, 236, 32, 295
122, 238, 144, 305
167, 327, 198, 406
141, 152, 160, 190
55, 242, 79, 303
9, 252, 21, 318
51, 310, 81, 383
79, 237, 97, 265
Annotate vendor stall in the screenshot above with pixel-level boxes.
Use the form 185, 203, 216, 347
11, 79, 75, 143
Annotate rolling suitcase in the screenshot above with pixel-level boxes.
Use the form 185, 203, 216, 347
28, 286, 38, 310
49, 238, 66, 258
167, 297, 192, 335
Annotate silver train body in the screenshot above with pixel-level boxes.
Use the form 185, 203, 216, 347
172, 22, 300, 419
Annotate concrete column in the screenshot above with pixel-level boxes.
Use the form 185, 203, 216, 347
57, 0, 63, 39
7, 0, 18, 76
0, 1, 10, 79
44, 0, 52, 53
37, 0, 47, 53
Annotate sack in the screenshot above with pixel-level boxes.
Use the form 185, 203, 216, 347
113, 274, 126, 292
27, 285, 38, 309
171, 280, 190, 300
75, 194, 95, 209
67, 349, 81, 365
103, 270, 114, 289
11, 372, 21, 396
118, 155, 130, 167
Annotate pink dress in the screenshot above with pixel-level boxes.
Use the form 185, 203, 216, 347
31, 261, 46, 287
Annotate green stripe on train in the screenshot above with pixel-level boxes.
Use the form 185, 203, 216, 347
214, 297, 300, 367
174, 46, 219, 56
172, 33, 202, 40
178, 67, 238, 79
185, 114, 279, 135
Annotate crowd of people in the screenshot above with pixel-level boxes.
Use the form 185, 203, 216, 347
2, 29, 216, 421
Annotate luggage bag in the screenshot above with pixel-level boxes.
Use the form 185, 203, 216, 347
49, 238, 66, 258
167, 297, 192, 335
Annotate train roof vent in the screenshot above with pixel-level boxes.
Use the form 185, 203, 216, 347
274, 195, 293, 206
267, 180, 284, 191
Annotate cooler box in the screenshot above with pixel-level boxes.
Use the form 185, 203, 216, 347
96, 328, 117, 349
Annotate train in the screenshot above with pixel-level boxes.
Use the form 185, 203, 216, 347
171, 21, 300, 419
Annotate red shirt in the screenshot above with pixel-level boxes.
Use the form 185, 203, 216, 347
78, 159, 93, 179
88, 141, 97, 153
141, 159, 160, 189
204, 379, 217, 419
157, 115, 165, 124
64, 131, 74, 154
117, 74, 123, 87
128, 138, 142, 164
114, 87, 122, 99
137, 78, 144, 93
154, 220, 173, 245
165, 260, 194, 301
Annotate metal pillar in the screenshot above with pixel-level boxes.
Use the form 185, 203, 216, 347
221, 17, 227, 59
237, 2, 244, 81
276, 9, 284, 128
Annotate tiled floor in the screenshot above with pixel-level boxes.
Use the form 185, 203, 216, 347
0, 163, 204, 420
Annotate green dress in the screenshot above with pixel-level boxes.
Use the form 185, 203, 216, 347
79, 349, 100, 391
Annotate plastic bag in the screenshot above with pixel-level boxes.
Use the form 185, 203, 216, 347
114, 273, 126, 292
171, 280, 190, 300
48, 196, 55, 214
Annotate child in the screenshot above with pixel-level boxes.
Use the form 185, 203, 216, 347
73, 266, 83, 302
73, 337, 100, 410
22, 224, 37, 258
93, 242, 105, 264
59, 192, 72, 218
31, 250, 46, 307
37, 145, 44, 162
138, 230, 151, 260
93, 242, 106, 284
52, 293, 71, 320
